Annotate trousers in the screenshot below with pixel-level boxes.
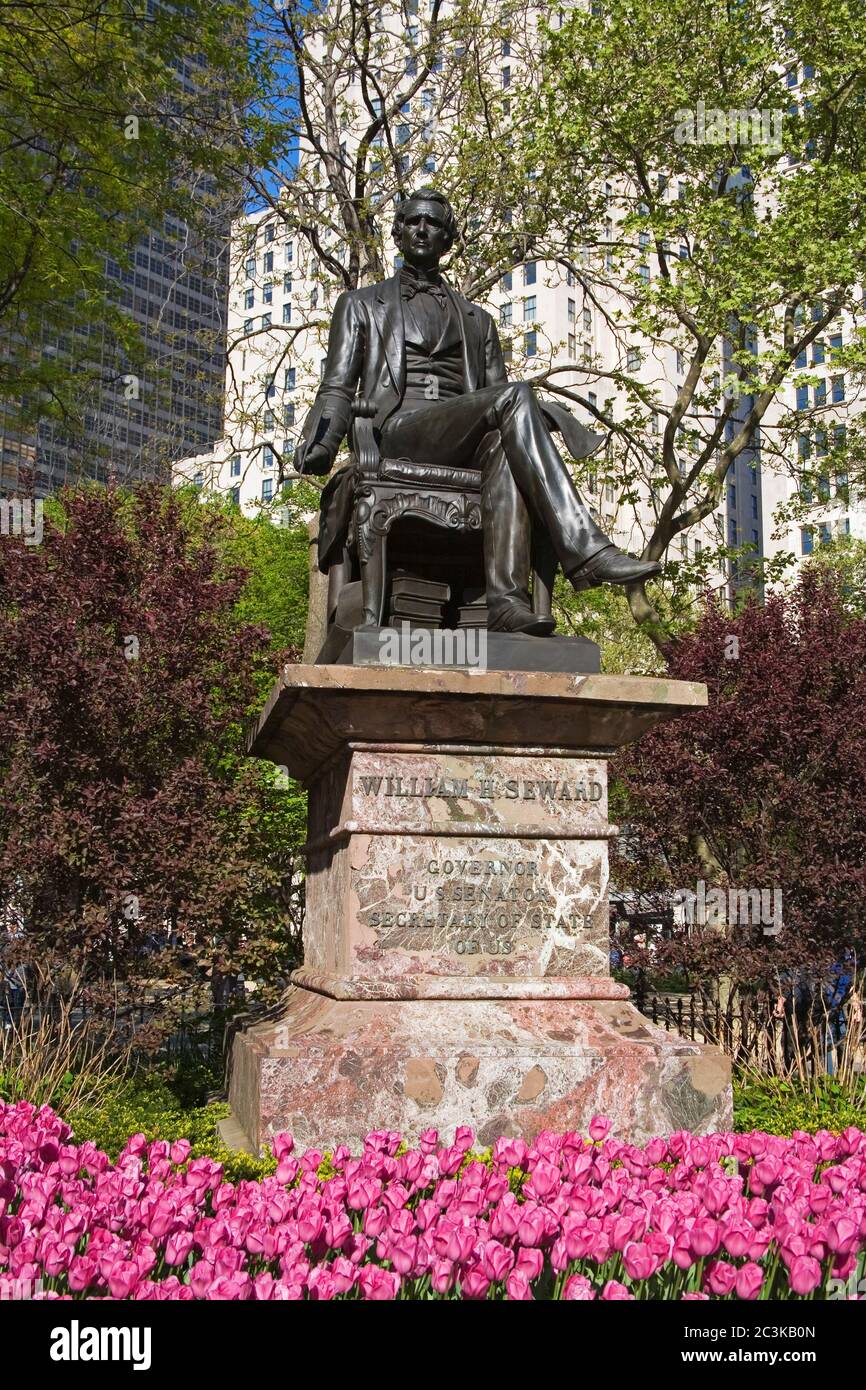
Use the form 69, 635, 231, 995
379, 381, 610, 613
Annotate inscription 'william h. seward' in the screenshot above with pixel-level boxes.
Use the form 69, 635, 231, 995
357, 774, 603, 802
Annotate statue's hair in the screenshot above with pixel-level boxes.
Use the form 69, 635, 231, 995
391, 187, 457, 251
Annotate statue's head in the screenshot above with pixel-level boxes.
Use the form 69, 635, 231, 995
391, 187, 457, 268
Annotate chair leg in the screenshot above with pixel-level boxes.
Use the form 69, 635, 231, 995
326, 550, 350, 625
531, 529, 557, 618
360, 531, 387, 626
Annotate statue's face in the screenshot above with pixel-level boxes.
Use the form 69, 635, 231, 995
397, 198, 450, 268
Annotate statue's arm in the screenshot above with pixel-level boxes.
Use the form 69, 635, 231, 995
295, 292, 365, 474
483, 309, 509, 386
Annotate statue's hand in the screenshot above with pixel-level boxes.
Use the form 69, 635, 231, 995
296, 442, 332, 476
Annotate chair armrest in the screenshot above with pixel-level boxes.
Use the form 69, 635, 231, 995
349, 407, 380, 475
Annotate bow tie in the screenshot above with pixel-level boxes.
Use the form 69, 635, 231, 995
400, 277, 448, 309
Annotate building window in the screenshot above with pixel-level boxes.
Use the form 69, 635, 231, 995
627, 347, 641, 372
795, 348, 807, 368
282, 303, 292, 324
786, 65, 798, 88
263, 251, 274, 273
583, 307, 591, 331
728, 484, 736, 508
796, 384, 809, 410
283, 272, 293, 292
812, 340, 824, 365
229, 487, 240, 507
284, 402, 295, 428
524, 261, 537, 286
814, 380, 826, 407
244, 318, 254, 335
829, 332, 843, 355
567, 298, 576, 323
230, 454, 241, 477
264, 223, 275, 243
751, 494, 758, 518
261, 313, 271, 329
245, 257, 255, 278
638, 263, 650, 283
397, 123, 410, 145
798, 433, 810, 459
501, 38, 510, 56
193, 471, 203, 489
819, 522, 832, 546
285, 242, 293, 264
499, 302, 512, 326
831, 375, 845, 403
523, 295, 537, 322
567, 333, 576, 358
285, 367, 296, 390
244, 287, 254, 310
729, 518, 738, 546
501, 270, 513, 292
264, 409, 275, 431
263, 284, 272, 305
501, 66, 511, 88
262, 477, 274, 502
525, 330, 537, 357
262, 445, 274, 469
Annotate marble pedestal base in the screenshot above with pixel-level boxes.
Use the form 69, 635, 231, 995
229, 987, 732, 1153
227, 664, 732, 1153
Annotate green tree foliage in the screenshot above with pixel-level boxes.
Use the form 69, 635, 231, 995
530, 0, 866, 645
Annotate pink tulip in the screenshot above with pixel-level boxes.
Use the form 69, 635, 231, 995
479, 1240, 515, 1283
705, 1259, 737, 1296
514, 1246, 544, 1281
788, 1256, 823, 1296
601, 1280, 633, 1300
562, 1274, 595, 1300
623, 1241, 659, 1281
505, 1270, 533, 1300
735, 1261, 764, 1300
107, 1259, 141, 1299
589, 1116, 612, 1142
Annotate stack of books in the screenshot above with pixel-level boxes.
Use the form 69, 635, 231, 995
457, 595, 488, 629
388, 573, 451, 628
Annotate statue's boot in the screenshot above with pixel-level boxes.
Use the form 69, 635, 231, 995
567, 545, 662, 592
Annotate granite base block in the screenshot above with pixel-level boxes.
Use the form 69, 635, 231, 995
228, 985, 732, 1154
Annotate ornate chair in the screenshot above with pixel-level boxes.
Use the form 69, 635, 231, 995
323, 401, 557, 636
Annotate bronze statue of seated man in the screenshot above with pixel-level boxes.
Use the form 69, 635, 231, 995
294, 186, 661, 634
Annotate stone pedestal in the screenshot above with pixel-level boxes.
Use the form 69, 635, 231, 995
229, 664, 732, 1151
